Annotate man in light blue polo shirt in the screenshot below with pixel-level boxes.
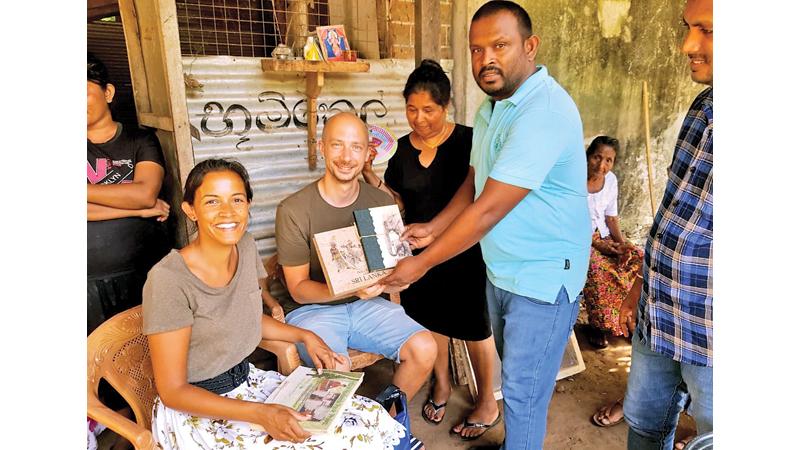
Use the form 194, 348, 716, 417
383, 2, 590, 449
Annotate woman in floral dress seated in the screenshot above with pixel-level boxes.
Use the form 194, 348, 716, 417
583, 135, 644, 349
583, 136, 644, 429
143, 159, 405, 449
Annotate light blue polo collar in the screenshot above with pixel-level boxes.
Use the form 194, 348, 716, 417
505, 65, 548, 106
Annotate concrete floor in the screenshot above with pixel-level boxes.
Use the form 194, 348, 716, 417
98, 311, 696, 449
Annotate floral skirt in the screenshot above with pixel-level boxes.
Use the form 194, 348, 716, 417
152, 365, 406, 450
583, 234, 644, 336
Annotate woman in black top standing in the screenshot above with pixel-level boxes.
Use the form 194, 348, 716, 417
362, 60, 500, 440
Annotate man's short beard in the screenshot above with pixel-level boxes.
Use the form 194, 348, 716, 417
327, 165, 360, 183
480, 82, 512, 99
332, 172, 358, 183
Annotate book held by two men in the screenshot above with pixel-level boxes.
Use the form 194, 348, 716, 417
312, 204, 412, 297
265, 366, 364, 434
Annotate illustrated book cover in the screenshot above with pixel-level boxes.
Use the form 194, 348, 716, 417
265, 366, 364, 434
353, 204, 413, 271
312, 225, 391, 297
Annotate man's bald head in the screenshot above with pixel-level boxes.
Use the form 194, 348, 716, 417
321, 112, 369, 144
318, 112, 370, 184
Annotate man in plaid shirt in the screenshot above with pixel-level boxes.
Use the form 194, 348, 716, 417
618, 0, 713, 448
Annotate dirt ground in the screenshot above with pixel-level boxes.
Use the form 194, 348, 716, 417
355, 306, 696, 450
98, 308, 695, 450
356, 325, 637, 450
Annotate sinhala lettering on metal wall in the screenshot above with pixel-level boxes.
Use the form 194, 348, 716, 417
182, 57, 452, 265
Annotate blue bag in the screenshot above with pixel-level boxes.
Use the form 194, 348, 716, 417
375, 384, 424, 450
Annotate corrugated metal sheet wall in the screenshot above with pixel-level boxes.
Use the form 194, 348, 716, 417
183, 56, 454, 265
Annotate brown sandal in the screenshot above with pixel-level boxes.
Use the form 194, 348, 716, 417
674, 435, 695, 450
591, 399, 624, 427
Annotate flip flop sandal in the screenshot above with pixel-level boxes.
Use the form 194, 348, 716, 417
673, 435, 695, 450
450, 414, 502, 441
592, 399, 625, 428
588, 328, 609, 349
421, 396, 447, 425
591, 399, 624, 427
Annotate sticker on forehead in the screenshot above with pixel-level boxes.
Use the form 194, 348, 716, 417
368, 124, 398, 165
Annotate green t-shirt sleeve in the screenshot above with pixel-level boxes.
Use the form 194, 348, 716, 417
275, 201, 311, 267
242, 232, 267, 279
489, 111, 570, 191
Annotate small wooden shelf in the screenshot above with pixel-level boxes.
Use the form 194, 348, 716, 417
260, 59, 370, 74
261, 58, 370, 170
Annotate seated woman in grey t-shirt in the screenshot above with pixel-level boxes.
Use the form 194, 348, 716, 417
142, 159, 406, 449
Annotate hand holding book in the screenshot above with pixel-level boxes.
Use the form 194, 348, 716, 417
381, 255, 430, 289
248, 404, 312, 443
400, 221, 435, 250
266, 367, 365, 434
354, 283, 385, 300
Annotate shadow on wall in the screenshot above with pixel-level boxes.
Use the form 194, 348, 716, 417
522, 0, 704, 242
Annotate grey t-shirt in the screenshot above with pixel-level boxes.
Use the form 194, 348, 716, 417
142, 232, 267, 382
275, 180, 394, 314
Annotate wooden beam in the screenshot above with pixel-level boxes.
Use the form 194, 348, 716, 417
88, 0, 119, 20
118, 0, 152, 115
452, 0, 469, 124
414, 0, 441, 65
261, 59, 369, 73
287, 0, 309, 52
157, 0, 195, 247
305, 71, 324, 170
119, 0, 194, 247
138, 113, 173, 131
376, 0, 390, 58
261, 58, 370, 171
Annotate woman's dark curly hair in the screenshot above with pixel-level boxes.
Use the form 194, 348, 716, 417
402, 59, 451, 107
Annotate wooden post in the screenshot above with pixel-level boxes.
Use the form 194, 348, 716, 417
305, 71, 324, 171
450, 339, 478, 401
376, 0, 391, 58
261, 60, 370, 171
642, 81, 657, 217
415, 0, 441, 65
452, 0, 469, 124
118, 0, 194, 247
287, 0, 309, 53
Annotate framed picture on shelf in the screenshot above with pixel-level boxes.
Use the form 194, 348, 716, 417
316, 24, 350, 61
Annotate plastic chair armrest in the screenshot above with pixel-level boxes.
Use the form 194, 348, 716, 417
87, 395, 158, 450
258, 339, 301, 375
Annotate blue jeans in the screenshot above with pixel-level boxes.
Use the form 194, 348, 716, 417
624, 331, 713, 450
487, 281, 581, 450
